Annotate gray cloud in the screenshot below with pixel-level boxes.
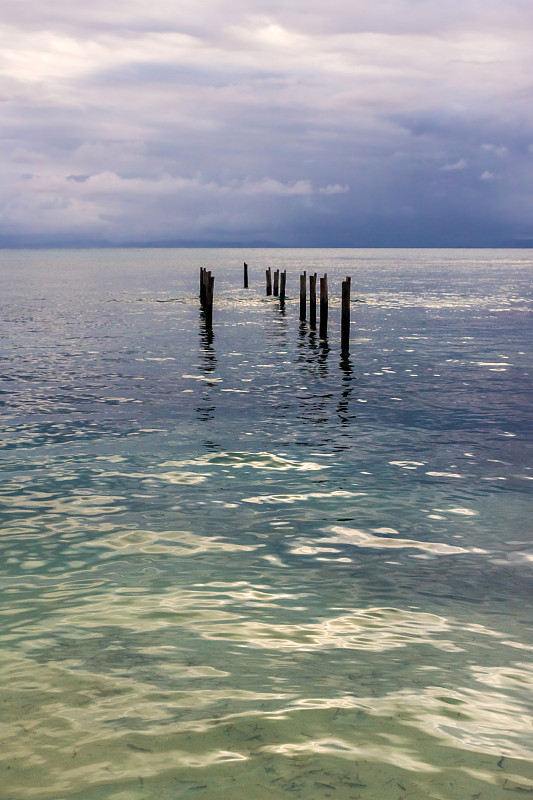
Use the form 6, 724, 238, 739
1, 0, 533, 246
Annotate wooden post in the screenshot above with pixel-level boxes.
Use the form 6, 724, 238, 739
299, 273, 306, 321
201, 267, 210, 308
205, 274, 214, 328
200, 267, 206, 306
273, 269, 279, 296
244, 262, 248, 289
266, 268, 272, 296
319, 273, 328, 338
309, 272, 317, 328
341, 276, 351, 349
280, 270, 286, 304
204, 269, 212, 300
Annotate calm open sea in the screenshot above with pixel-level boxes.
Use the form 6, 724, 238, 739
1, 248, 533, 800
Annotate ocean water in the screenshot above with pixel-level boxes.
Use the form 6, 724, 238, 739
1, 247, 532, 800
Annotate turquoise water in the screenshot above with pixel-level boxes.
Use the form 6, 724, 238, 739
1, 248, 533, 799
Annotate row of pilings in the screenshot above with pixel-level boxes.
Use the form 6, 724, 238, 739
200, 263, 352, 349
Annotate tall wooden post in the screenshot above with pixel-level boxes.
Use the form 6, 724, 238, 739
200, 267, 211, 308
266, 268, 272, 296
200, 267, 206, 306
299, 273, 306, 321
202, 269, 211, 309
205, 274, 214, 328
244, 262, 248, 289
319, 273, 328, 338
280, 270, 286, 304
309, 272, 317, 328
273, 269, 279, 296
341, 276, 351, 350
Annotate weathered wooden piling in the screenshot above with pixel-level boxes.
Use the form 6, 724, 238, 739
279, 270, 287, 304
273, 269, 279, 296
204, 273, 214, 328
201, 269, 211, 309
200, 267, 206, 306
266, 268, 272, 296
299, 273, 307, 321
309, 272, 317, 328
341, 276, 351, 349
319, 273, 328, 338
244, 262, 248, 289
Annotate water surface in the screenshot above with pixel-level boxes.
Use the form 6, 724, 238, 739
1, 248, 533, 799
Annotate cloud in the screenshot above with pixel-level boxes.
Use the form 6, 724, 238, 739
482, 143, 508, 157
239, 178, 313, 195
16, 171, 343, 198
319, 184, 350, 195
441, 159, 468, 171
0, 0, 533, 245
0, 168, 350, 244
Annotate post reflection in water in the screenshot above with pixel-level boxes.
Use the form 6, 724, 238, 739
305, 328, 330, 380
271, 300, 289, 347
296, 320, 308, 364
337, 349, 356, 428
267, 301, 290, 419
318, 335, 330, 381
197, 316, 217, 423
308, 327, 319, 368
294, 326, 333, 426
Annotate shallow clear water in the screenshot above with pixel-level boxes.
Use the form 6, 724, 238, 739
1, 248, 533, 800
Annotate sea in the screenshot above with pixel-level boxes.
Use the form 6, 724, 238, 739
1, 248, 532, 800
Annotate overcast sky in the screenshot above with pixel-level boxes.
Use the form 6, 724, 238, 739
2, 0, 533, 247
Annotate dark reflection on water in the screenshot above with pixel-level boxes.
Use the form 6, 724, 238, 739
296, 320, 308, 360
1, 249, 533, 800
197, 316, 217, 424
337, 351, 356, 426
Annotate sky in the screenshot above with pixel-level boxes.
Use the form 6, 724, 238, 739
1, 0, 533, 247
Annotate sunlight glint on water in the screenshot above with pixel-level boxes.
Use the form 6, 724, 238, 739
1, 248, 533, 799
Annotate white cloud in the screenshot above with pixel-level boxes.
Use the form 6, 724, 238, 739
319, 184, 350, 194
0, 168, 350, 241
441, 159, 468, 171
482, 143, 508, 157
50, 172, 342, 198
238, 177, 312, 195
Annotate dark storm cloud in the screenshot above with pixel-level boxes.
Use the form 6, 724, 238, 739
1, 0, 532, 246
